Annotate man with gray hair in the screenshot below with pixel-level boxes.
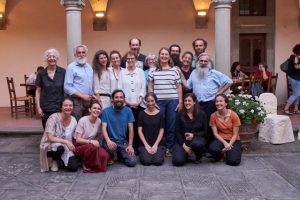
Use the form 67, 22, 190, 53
64, 44, 95, 121
185, 52, 232, 144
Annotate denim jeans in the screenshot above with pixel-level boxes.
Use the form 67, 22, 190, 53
288, 76, 300, 105
103, 140, 137, 167
157, 99, 179, 149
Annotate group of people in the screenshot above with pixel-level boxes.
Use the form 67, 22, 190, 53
38, 37, 243, 173
230, 61, 272, 92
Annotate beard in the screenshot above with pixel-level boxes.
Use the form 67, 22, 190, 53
76, 57, 87, 65
113, 102, 123, 112
196, 63, 211, 79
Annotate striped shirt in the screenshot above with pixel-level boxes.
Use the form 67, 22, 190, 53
148, 67, 181, 100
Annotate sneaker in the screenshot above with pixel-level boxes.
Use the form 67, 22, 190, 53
51, 160, 58, 172
165, 149, 172, 157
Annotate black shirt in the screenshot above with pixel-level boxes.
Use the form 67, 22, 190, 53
138, 111, 164, 146
176, 109, 207, 145
35, 66, 65, 112
180, 67, 194, 80
287, 54, 300, 81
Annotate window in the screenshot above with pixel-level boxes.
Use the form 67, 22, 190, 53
239, 34, 266, 71
239, 0, 266, 16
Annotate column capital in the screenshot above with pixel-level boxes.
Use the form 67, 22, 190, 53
60, 0, 86, 9
212, 0, 235, 8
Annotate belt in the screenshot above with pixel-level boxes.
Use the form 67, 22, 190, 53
99, 93, 111, 98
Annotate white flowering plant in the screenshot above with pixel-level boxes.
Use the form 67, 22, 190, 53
227, 94, 267, 125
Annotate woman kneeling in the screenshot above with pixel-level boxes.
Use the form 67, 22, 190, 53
73, 100, 110, 172
40, 96, 80, 172
172, 93, 207, 166
138, 93, 165, 166
209, 94, 242, 166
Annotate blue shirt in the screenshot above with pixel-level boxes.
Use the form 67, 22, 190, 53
187, 69, 232, 102
101, 106, 135, 142
64, 61, 93, 96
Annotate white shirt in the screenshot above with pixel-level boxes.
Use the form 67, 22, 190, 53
121, 67, 146, 104
109, 67, 123, 93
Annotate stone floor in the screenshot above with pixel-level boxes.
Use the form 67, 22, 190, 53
0, 135, 300, 200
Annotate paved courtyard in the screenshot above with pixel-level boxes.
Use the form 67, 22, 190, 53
0, 135, 300, 200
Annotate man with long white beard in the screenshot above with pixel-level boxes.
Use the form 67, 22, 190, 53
185, 53, 232, 144
64, 44, 95, 121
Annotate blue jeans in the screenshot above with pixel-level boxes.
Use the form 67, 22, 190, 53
288, 77, 300, 105
103, 140, 137, 167
157, 99, 179, 149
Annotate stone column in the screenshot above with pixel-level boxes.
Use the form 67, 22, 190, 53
60, 0, 86, 64
212, 0, 235, 75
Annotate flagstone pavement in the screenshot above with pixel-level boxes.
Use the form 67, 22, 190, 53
0, 134, 300, 200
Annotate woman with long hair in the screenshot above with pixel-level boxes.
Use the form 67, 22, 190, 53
73, 100, 110, 172
148, 47, 183, 156
93, 50, 111, 109
40, 96, 79, 172
208, 94, 242, 166
172, 93, 207, 166
138, 92, 165, 166
230, 62, 248, 79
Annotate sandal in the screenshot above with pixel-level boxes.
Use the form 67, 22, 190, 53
293, 110, 300, 114
283, 109, 293, 115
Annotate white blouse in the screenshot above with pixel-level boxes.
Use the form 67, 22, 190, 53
109, 67, 123, 93
120, 67, 146, 105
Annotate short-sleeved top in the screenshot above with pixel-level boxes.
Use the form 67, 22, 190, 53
209, 110, 241, 141
45, 113, 77, 141
74, 116, 101, 140
101, 106, 135, 142
138, 111, 164, 146
148, 67, 181, 100
35, 66, 65, 112
176, 109, 207, 145
287, 54, 300, 81
187, 69, 232, 102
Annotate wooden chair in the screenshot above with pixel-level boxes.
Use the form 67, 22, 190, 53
24, 74, 36, 115
267, 73, 278, 94
6, 77, 33, 119
241, 76, 252, 94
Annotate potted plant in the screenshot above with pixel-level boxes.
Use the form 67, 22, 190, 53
227, 93, 267, 149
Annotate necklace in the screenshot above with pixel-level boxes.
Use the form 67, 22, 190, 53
112, 67, 121, 80
218, 109, 230, 121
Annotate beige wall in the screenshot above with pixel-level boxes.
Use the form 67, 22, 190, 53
275, 0, 300, 104
0, 0, 299, 107
0, 0, 215, 106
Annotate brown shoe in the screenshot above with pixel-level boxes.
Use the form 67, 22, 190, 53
165, 149, 172, 157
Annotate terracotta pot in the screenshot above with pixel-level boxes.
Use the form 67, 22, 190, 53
239, 123, 259, 150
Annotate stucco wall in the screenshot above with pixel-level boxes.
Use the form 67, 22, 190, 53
275, 0, 300, 105
0, 0, 215, 107
0, 0, 298, 107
